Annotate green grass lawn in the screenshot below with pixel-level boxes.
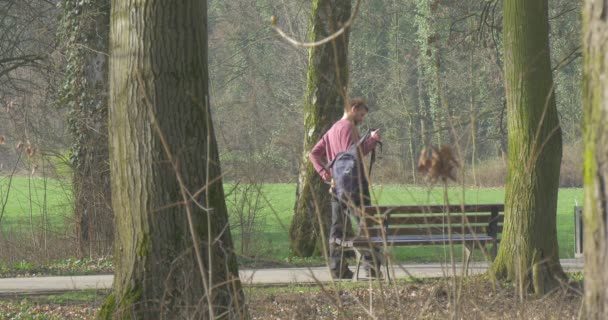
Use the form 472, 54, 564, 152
1, 176, 583, 264
0, 176, 73, 234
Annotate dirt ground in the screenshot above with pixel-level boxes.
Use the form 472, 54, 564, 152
0, 277, 582, 319
247, 277, 582, 319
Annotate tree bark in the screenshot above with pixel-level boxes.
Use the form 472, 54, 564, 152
582, 1, 608, 317
415, 0, 442, 145
100, 1, 246, 318
491, 0, 565, 296
469, 10, 478, 186
58, 0, 113, 257
289, 0, 351, 257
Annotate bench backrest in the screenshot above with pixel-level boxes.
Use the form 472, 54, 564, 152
359, 204, 505, 238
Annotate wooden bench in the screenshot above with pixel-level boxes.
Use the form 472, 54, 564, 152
342, 204, 505, 281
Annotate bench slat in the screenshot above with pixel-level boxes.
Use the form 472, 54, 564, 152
363, 204, 504, 215
361, 214, 504, 227
360, 225, 503, 237
350, 234, 495, 247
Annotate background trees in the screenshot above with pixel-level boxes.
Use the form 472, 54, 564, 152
0, 0, 73, 260
0, 0, 65, 170
0, 0, 584, 266
0, 0, 594, 315
101, 0, 245, 317
206, 0, 583, 187
0, 1, 583, 188
208, 0, 307, 182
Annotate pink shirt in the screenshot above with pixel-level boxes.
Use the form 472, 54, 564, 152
309, 119, 379, 177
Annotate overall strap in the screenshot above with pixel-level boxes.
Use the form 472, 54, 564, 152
360, 129, 383, 176
326, 131, 370, 170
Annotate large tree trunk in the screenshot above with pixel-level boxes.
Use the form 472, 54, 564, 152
58, 0, 113, 257
100, 1, 246, 318
582, 1, 608, 318
289, 0, 351, 257
491, 0, 565, 296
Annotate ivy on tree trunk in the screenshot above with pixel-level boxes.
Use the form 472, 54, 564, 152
57, 0, 113, 258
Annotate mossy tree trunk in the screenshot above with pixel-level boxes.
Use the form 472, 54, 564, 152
491, 0, 566, 296
582, 1, 608, 318
58, 0, 113, 258
414, 0, 441, 146
289, 0, 351, 257
100, 1, 246, 318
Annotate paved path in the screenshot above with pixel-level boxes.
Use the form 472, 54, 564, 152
0, 259, 583, 295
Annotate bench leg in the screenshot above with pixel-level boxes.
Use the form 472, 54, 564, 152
491, 240, 498, 260
353, 248, 362, 282
384, 251, 391, 284
464, 243, 473, 276
353, 246, 389, 282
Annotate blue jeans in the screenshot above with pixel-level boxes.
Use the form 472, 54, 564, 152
329, 198, 380, 273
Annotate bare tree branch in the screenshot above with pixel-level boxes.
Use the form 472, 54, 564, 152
270, 0, 362, 48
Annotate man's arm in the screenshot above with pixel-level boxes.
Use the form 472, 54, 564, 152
309, 137, 331, 180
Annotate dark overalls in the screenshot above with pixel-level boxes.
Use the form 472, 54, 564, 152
328, 143, 380, 277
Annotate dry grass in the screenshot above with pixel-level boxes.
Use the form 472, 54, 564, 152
0, 230, 79, 263
460, 142, 583, 188
0, 276, 582, 319
247, 276, 582, 319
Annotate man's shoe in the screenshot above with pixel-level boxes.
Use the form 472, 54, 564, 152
331, 268, 354, 280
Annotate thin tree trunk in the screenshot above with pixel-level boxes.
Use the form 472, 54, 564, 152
582, 1, 608, 317
491, 0, 565, 296
391, 0, 419, 183
58, 0, 113, 257
470, 34, 478, 186
290, 0, 351, 257
415, 0, 442, 146
100, 1, 246, 318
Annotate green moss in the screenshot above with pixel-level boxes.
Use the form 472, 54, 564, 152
582, 41, 601, 236
119, 286, 143, 309
99, 285, 142, 319
97, 293, 116, 320
137, 233, 150, 257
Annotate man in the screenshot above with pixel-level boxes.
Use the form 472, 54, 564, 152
309, 98, 382, 279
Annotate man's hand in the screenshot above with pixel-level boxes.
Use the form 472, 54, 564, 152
371, 129, 382, 142
321, 170, 332, 181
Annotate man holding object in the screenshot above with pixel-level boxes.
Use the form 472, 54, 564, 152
309, 98, 382, 279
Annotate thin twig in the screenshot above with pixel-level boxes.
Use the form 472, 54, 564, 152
0, 150, 23, 226
271, 0, 362, 48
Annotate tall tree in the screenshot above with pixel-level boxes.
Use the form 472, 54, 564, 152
582, 1, 608, 317
99, 0, 246, 318
289, 0, 352, 257
414, 0, 442, 146
57, 0, 113, 257
491, 0, 565, 295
